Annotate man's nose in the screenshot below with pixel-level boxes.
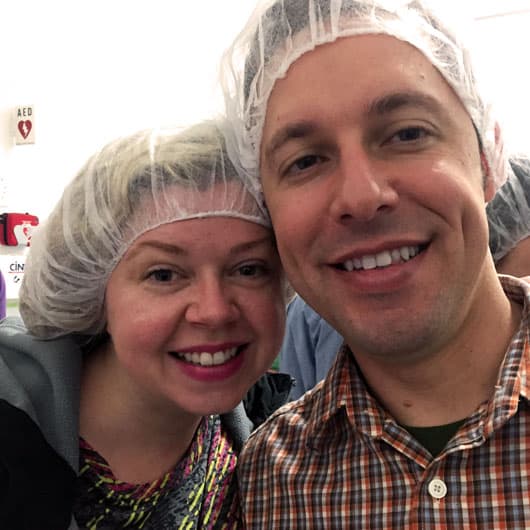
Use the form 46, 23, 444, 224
185, 277, 240, 327
329, 146, 399, 223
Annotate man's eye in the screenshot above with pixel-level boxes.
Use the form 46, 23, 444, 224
286, 154, 324, 174
389, 127, 429, 144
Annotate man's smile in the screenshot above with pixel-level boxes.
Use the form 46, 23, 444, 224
334, 243, 427, 271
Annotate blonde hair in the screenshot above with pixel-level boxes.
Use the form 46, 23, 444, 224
20, 120, 270, 339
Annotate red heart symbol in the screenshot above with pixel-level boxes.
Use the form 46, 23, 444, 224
18, 120, 32, 139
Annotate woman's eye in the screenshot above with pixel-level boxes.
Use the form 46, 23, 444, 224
147, 268, 177, 282
235, 263, 268, 278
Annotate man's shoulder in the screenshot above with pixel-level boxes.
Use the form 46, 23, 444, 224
500, 274, 530, 302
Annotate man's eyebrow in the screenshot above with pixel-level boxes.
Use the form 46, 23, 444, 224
264, 92, 445, 160
367, 91, 445, 118
264, 121, 316, 161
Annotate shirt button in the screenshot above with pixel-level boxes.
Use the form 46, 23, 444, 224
428, 478, 447, 500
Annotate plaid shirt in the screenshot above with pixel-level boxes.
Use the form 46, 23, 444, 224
238, 276, 530, 529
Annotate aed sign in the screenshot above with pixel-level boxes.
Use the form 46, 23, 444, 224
14, 105, 35, 145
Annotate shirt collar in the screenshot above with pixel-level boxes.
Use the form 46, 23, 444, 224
306, 276, 530, 445
483, 276, 530, 436
306, 344, 390, 447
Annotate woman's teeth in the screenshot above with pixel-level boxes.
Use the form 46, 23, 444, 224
341, 245, 420, 271
175, 347, 239, 366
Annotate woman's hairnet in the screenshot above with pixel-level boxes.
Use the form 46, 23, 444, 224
488, 157, 530, 263
220, 0, 508, 190
19, 120, 270, 339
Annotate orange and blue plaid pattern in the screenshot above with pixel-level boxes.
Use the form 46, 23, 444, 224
238, 276, 530, 529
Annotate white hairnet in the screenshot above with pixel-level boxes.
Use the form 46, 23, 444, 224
220, 0, 507, 190
20, 120, 270, 339
488, 157, 530, 263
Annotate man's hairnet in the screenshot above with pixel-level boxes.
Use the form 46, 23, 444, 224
220, 0, 508, 190
19, 120, 270, 339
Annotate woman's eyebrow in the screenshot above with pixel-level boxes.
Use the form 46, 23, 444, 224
122, 236, 273, 261
123, 241, 186, 261
229, 236, 273, 256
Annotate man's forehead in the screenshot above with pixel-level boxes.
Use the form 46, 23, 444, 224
266, 33, 443, 100
225, 0, 502, 189
262, 35, 462, 141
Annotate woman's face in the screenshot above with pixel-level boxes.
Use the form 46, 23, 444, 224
103, 216, 285, 418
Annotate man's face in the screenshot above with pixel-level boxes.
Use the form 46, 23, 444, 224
260, 34, 496, 362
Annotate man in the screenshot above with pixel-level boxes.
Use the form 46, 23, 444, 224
281, 158, 530, 399
221, 0, 530, 527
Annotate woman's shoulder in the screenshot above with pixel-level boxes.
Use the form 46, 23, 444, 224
0, 316, 82, 471
0, 316, 83, 391
0, 316, 80, 355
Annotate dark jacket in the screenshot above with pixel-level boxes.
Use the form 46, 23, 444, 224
0, 317, 292, 530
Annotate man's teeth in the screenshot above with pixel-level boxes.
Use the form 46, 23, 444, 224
176, 347, 239, 366
342, 245, 419, 271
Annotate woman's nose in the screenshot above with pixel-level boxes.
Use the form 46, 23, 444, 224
185, 278, 240, 327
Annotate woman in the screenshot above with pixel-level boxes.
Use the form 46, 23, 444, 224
1, 120, 290, 529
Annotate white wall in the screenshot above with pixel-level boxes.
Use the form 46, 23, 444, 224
0, 1, 257, 207
473, 8, 530, 154
0, 1, 529, 299
0, 1, 256, 298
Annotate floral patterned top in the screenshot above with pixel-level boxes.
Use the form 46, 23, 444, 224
74, 414, 240, 529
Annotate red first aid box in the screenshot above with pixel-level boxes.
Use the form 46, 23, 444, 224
0, 213, 39, 246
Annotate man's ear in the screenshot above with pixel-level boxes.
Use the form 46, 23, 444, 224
480, 151, 496, 202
